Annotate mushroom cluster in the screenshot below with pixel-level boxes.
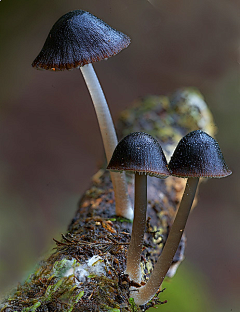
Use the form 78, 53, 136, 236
108, 130, 231, 306
32, 9, 232, 308
127, 130, 232, 305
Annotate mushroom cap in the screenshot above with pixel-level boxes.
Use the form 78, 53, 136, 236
32, 10, 131, 70
168, 130, 232, 178
107, 132, 170, 178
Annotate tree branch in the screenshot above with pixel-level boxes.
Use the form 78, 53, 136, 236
0, 89, 215, 312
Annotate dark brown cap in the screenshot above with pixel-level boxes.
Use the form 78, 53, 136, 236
168, 130, 232, 178
32, 10, 131, 70
107, 132, 170, 178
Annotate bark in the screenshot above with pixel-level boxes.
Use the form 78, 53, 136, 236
0, 89, 215, 312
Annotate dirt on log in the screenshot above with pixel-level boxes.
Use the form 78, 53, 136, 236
0, 89, 215, 312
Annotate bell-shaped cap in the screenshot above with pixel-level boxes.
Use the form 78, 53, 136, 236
168, 130, 232, 178
32, 10, 131, 70
107, 132, 170, 178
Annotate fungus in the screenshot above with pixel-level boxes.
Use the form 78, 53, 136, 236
32, 10, 132, 219
107, 132, 170, 283
132, 130, 232, 305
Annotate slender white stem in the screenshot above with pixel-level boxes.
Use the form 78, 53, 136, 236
125, 174, 147, 283
80, 64, 133, 220
132, 177, 199, 305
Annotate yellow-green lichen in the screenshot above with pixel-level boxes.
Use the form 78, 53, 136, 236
118, 88, 216, 145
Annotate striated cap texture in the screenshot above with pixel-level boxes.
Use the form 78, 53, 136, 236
107, 132, 170, 178
168, 130, 232, 178
32, 10, 131, 70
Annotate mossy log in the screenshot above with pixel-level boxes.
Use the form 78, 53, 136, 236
0, 89, 215, 312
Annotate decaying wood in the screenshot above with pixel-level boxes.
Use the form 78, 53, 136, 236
0, 89, 215, 312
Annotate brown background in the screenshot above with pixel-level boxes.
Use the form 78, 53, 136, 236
0, 1, 239, 310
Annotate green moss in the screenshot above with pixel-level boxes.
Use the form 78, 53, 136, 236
115, 216, 133, 223
66, 290, 84, 312
100, 305, 120, 312
43, 278, 64, 301
129, 297, 139, 312
52, 258, 76, 278
108, 218, 117, 222
22, 301, 41, 312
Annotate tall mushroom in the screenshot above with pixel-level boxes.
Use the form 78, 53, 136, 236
32, 10, 132, 219
107, 132, 170, 283
132, 130, 232, 306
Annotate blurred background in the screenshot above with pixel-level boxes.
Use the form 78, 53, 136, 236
0, 0, 239, 310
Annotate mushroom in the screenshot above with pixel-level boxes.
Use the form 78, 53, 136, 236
107, 132, 170, 283
132, 130, 232, 305
32, 10, 132, 219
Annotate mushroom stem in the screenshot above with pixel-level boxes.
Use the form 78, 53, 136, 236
132, 177, 199, 305
125, 173, 147, 283
80, 64, 133, 220
80, 64, 116, 161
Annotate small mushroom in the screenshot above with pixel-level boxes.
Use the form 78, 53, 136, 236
132, 130, 232, 305
107, 132, 170, 283
32, 10, 132, 219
